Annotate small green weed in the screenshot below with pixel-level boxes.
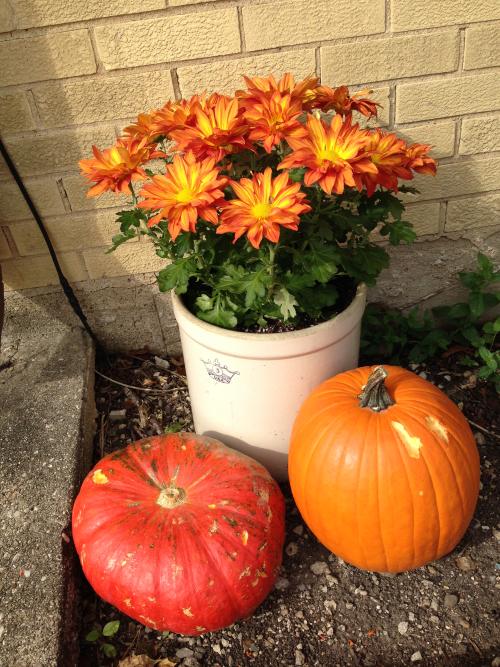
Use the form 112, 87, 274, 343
85, 619, 120, 659
361, 253, 500, 392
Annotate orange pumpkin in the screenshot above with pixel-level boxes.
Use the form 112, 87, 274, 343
289, 365, 480, 573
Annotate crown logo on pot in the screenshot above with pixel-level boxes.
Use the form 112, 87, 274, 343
202, 358, 240, 384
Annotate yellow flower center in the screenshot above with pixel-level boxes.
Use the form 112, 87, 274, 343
318, 146, 350, 162
251, 201, 273, 220
176, 188, 195, 203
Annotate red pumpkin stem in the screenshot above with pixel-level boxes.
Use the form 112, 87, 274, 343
359, 366, 395, 412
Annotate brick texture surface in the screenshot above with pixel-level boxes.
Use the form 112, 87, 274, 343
33, 70, 175, 128
0, 3, 15, 33
0, 30, 96, 87
0, 178, 65, 222
63, 174, 130, 212
2, 252, 88, 290
321, 31, 459, 86
0, 157, 10, 181
8, 0, 165, 29
464, 23, 500, 70
460, 115, 500, 155
403, 157, 500, 202
396, 121, 456, 158
396, 72, 500, 123
170, 0, 217, 4
3, 127, 117, 177
0, 0, 498, 306
83, 241, 166, 279
178, 50, 317, 98
0, 92, 35, 133
94, 9, 240, 71
8, 209, 131, 255
405, 202, 441, 236
0, 229, 12, 259
391, 0, 500, 30
355, 87, 390, 128
242, 0, 385, 51
446, 193, 500, 232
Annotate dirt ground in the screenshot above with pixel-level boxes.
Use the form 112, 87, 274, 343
78, 353, 500, 667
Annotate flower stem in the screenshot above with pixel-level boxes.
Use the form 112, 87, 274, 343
128, 182, 138, 205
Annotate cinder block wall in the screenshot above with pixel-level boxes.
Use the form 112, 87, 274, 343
1, 0, 499, 351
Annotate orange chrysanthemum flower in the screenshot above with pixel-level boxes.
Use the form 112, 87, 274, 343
169, 94, 251, 161
353, 129, 413, 196
279, 114, 377, 195
151, 96, 210, 136
79, 137, 161, 197
123, 112, 160, 142
237, 73, 319, 110
137, 152, 227, 240
312, 85, 379, 118
244, 91, 307, 153
124, 96, 219, 143
405, 143, 437, 176
217, 167, 311, 249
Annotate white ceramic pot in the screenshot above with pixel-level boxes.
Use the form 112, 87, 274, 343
172, 283, 367, 481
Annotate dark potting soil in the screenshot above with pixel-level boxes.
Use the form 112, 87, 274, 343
77, 352, 499, 667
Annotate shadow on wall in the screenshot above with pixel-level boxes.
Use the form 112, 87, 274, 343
0, 15, 183, 354
0, 26, 184, 354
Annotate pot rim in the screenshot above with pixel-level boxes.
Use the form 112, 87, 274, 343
171, 282, 367, 343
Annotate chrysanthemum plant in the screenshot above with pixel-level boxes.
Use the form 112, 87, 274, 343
80, 74, 437, 331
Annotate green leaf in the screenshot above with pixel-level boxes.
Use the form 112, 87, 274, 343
462, 326, 484, 348
273, 288, 298, 320
283, 270, 316, 293
478, 346, 498, 371
157, 259, 197, 294
483, 292, 500, 308
117, 208, 146, 232
398, 185, 419, 194
216, 264, 269, 309
477, 365, 494, 379
433, 302, 469, 320
164, 421, 183, 433
85, 629, 100, 642
243, 272, 267, 308
196, 295, 238, 329
483, 317, 500, 334
101, 643, 117, 658
297, 285, 338, 318
102, 620, 120, 637
303, 244, 339, 284
340, 244, 389, 285
288, 167, 306, 183
477, 252, 493, 276
469, 291, 485, 319
195, 294, 213, 312
383, 220, 417, 246
106, 229, 137, 252
459, 271, 481, 291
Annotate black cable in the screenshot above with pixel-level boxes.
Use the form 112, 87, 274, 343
0, 137, 101, 349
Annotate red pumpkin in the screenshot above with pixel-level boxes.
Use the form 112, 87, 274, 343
289, 365, 480, 573
72, 433, 285, 634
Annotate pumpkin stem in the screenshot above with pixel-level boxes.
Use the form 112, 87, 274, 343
157, 484, 186, 509
359, 366, 395, 412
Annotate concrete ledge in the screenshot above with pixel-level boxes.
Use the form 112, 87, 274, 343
0, 292, 95, 667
